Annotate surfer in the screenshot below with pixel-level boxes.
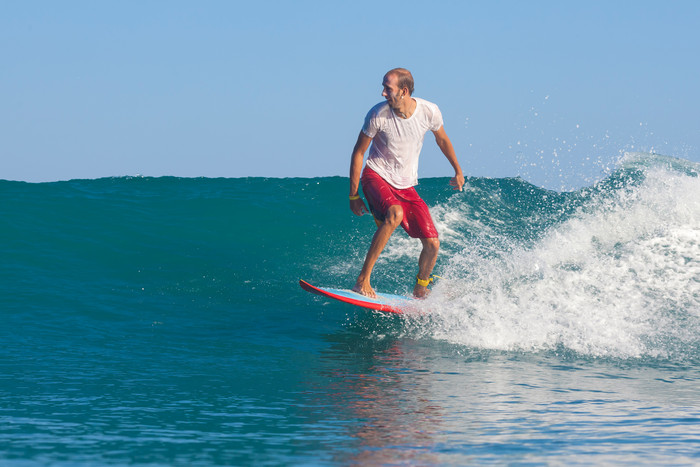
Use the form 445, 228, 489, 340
349, 68, 464, 298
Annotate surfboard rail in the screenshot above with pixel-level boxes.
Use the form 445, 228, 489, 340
299, 279, 411, 314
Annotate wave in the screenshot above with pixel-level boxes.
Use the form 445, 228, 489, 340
2, 153, 699, 362
400, 153, 700, 361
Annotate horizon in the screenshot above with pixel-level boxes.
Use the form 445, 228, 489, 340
3, 1, 699, 190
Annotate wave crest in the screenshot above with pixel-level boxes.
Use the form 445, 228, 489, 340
408, 153, 700, 361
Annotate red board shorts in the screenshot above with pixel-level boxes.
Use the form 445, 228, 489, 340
361, 166, 438, 239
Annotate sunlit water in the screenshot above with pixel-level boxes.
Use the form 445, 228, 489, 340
1, 152, 699, 465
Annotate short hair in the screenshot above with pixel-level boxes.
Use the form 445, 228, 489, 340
386, 68, 414, 96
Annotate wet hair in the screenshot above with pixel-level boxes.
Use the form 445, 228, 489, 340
386, 68, 414, 96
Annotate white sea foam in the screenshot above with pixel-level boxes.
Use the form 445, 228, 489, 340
409, 154, 700, 360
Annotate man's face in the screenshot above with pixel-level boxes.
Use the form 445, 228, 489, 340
382, 73, 403, 109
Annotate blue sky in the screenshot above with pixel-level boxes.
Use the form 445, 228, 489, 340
2, 1, 699, 189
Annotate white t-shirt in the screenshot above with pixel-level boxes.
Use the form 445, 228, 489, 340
362, 97, 443, 189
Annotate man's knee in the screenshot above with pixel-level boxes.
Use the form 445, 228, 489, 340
423, 237, 440, 254
385, 205, 403, 227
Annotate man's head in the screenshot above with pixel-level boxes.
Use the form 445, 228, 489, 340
385, 68, 414, 95
382, 68, 414, 110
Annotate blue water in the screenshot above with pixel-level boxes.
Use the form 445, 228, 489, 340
2, 152, 700, 465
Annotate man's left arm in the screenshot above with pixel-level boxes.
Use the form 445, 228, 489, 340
433, 126, 465, 191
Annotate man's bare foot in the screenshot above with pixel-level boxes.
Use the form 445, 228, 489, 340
353, 281, 377, 299
413, 284, 430, 299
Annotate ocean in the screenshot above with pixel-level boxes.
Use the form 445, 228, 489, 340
2, 152, 700, 465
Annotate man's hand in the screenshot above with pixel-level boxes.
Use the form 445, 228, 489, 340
433, 126, 465, 193
450, 173, 465, 191
349, 131, 373, 216
350, 197, 369, 216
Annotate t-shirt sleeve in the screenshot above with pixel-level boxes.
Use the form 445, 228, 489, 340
429, 103, 444, 131
362, 108, 380, 138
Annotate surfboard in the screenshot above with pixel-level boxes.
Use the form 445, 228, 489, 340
299, 279, 413, 314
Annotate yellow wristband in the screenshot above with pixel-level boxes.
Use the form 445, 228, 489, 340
349, 195, 360, 200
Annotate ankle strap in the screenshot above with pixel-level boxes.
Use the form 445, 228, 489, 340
416, 275, 432, 287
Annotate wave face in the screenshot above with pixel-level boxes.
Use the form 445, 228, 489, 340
2, 153, 700, 364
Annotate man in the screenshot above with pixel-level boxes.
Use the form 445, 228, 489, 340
349, 68, 464, 298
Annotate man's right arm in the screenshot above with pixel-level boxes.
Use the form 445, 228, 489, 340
349, 131, 373, 216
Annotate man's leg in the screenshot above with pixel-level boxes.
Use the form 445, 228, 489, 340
413, 237, 440, 298
353, 205, 403, 298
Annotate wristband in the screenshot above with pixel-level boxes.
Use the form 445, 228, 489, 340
349, 195, 360, 200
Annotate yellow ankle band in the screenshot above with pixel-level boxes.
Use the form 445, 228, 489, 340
416, 275, 431, 287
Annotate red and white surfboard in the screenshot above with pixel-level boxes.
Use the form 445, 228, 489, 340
299, 279, 412, 314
